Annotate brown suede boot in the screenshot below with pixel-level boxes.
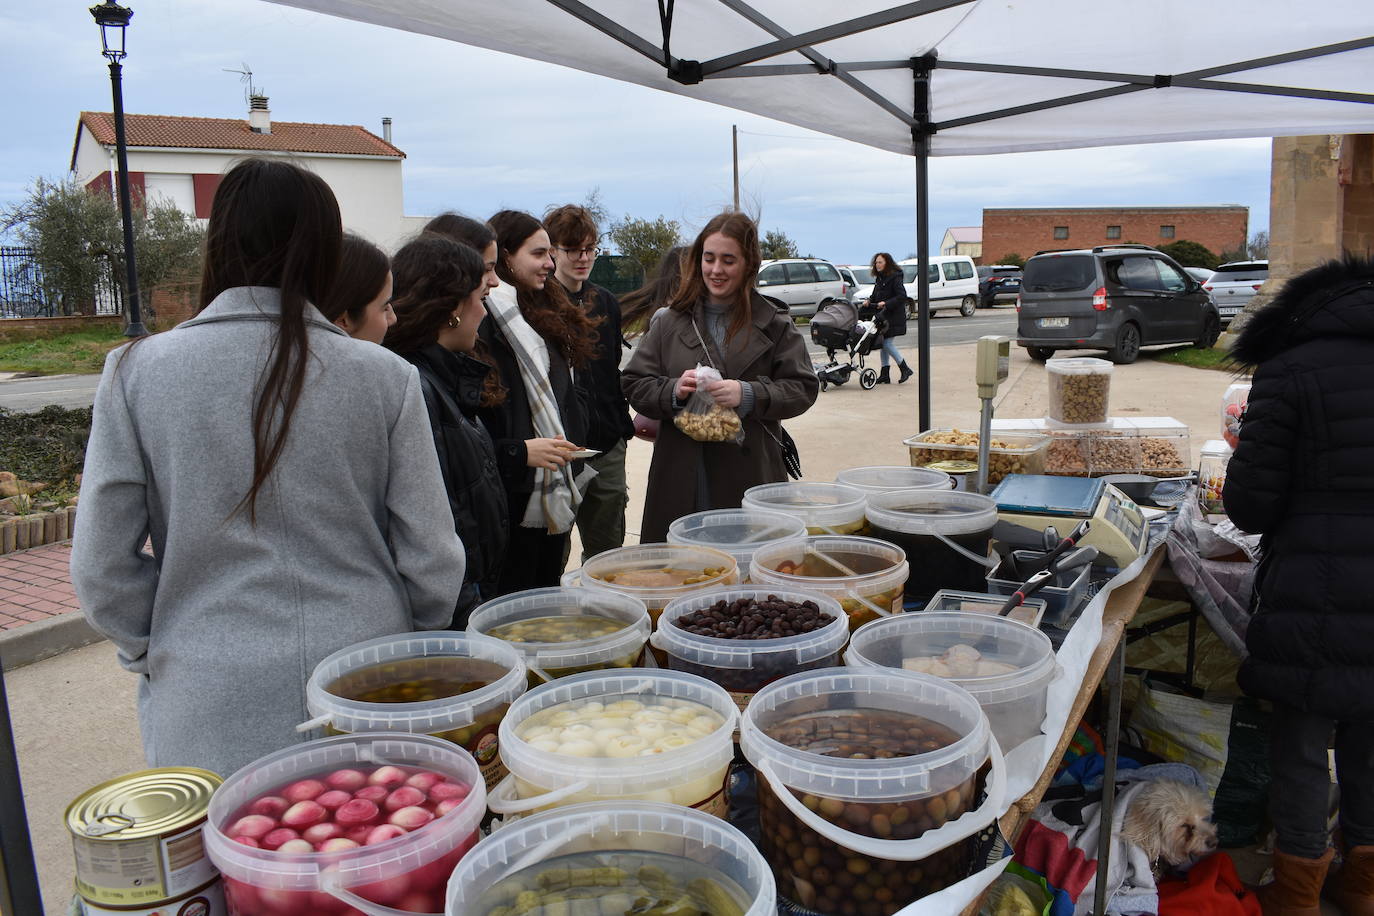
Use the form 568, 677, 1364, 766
1258, 848, 1332, 916
1327, 846, 1374, 915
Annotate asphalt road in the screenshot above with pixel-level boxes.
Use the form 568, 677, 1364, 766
802, 304, 1018, 361
0, 374, 102, 412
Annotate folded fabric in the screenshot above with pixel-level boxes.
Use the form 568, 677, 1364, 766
1157, 852, 1260, 916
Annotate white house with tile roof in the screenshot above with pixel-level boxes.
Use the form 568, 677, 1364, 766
940, 226, 982, 261
70, 97, 425, 249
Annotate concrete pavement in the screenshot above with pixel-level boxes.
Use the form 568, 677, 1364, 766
0, 374, 101, 412
2, 340, 1240, 914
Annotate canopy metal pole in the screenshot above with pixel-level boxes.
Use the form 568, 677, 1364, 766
0, 657, 44, 916
913, 55, 934, 432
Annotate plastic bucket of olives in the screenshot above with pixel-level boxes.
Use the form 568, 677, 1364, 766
300, 632, 527, 794
569, 544, 740, 625
652, 586, 850, 717
445, 800, 776, 916
467, 587, 651, 688
835, 465, 954, 494
666, 508, 808, 579
739, 668, 1005, 914
748, 536, 909, 630
864, 490, 999, 605
488, 669, 738, 820
742, 481, 869, 535
844, 612, 1060, 755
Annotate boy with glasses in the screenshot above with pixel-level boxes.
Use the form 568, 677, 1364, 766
544, 204, 634, 561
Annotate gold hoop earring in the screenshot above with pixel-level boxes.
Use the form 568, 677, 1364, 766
447, 316, 461, 329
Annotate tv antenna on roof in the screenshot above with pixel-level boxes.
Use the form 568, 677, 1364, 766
222, 64, 262, 105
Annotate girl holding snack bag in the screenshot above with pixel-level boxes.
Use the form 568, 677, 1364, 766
622, 211, 819, 542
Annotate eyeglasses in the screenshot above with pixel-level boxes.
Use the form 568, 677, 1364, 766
555, 246, 600, 260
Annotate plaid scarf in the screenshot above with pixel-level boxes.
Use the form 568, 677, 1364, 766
486, 283, 593, 534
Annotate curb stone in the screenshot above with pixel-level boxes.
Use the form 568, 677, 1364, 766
0, 611, 104, 671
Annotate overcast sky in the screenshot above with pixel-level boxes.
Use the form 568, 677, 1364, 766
2, 0, 1273, 264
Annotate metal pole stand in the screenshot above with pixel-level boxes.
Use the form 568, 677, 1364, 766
0, 658, 44, 916
1092, 637, 1127, 916
976, 396, 994, 494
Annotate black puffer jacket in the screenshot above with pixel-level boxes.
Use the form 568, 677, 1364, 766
563, 281, 634, 452
1223, 256, 1374, 721
405, 344, 509, 623
870, 270, 908, 338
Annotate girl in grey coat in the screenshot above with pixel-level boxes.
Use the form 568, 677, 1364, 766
71, 160, 466, 779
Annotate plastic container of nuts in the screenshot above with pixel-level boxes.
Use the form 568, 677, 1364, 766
488, 669, 738, 819
569, 544, 740, 626
667, 508, 807, 580
749, 536, 909, 630
904, 430, 1050, 487
302, 631, 526, 793
1123, 417, 1193, 477
447, 800, 777, 916
468, 587, 651, 688
1045, 357, 1113, 425
742, 481, 869, 535
739, 667, 1002, 915
651, 586, 850, 715
844, 612, 1059, 754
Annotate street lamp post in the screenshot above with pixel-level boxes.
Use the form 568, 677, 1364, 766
90, 0, 147, 337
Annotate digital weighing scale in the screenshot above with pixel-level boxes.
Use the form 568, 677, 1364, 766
990, 474, 1149, 567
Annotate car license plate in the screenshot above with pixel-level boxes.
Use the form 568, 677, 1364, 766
1038, 317, 1069, 329
1220, 307, 1240, 316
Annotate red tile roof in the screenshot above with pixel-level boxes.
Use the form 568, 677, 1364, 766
76, 111, 404, 159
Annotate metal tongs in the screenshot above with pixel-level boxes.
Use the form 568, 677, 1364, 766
997, 519, 1099, 617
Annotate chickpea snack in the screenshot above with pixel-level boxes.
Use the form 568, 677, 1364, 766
1045, 357, 1113, 425
303, 632, 527, 793
740, 668, 1002, 916
904, 430, 1049, 487
675, 364, 746, 443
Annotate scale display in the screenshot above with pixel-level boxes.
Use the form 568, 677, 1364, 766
991, 474, 1149, 566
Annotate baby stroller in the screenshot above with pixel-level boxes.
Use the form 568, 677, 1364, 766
809, 299, 888, 391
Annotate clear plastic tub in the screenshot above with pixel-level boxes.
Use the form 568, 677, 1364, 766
204, 733, 485, 916
864, 490, 998, 603
1123, 417, 1192, 477
445, 800, 777, 916
666, 508, 807, 579
651, 586, 850, 714
904, 430, 1049, 486
923, 588, 1047, 629
748, 536, 909, 630
844, 612, 1058, 753
467, 587, 650, 687
489, 669, 738, 819
1199, 438, 1232, 517
569, 544, 740, 625
739, 668, 1001, 914
1222, 382, 1251, 449
835, 465, 954, 494
741, 481, 869, 535
1046, 357, 1113, 424
986, 550, 1093, 628
302, 632, 526, 793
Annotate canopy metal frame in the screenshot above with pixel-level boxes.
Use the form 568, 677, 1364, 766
551, 0, 1374, 429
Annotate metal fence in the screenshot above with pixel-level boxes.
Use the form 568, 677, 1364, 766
0, 246, 124, 319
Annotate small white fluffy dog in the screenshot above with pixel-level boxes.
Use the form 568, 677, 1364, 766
1121, 780, 1219, 874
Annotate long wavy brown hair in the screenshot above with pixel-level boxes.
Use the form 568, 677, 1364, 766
668, 211, 761, 343
489, 209, 600, 367
420, 214, 507, 407
871, 252, 900, 277
620, 245, 687, 334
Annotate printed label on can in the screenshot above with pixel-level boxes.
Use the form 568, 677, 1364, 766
74, 821, 215, 905
80, 877, 225, 916
473, 726, 508, 792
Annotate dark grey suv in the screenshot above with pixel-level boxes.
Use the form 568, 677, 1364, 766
1016, 245, 1221, 364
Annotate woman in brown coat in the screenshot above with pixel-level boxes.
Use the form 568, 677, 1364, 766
622, 211, 819, 542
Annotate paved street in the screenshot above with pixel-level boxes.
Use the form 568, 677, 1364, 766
0, 374, 101, 412
802, 304, 1018, 361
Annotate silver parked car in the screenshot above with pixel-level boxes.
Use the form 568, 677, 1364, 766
756, 257, 850, 318
1204, 260, 1268, 325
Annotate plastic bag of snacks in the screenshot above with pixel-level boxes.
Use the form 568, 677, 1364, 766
675, 364, 745, 444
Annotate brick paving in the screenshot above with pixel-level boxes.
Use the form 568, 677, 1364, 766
0, 541, 80, 630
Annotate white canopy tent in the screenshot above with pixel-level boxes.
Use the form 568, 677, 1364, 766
270, 0, 1374, 431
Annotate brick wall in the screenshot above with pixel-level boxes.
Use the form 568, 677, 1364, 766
982, 207, 1249, 264
0, 316, 123, 341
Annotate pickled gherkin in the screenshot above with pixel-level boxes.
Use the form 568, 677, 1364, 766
473, 851, 749, 916
488, 615, 630, 644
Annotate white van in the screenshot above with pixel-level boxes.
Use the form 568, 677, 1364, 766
897, 255, 980, 317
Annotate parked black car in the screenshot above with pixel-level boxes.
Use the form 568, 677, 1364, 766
1016, 245, 1221, 364
977, 264, 1022, 307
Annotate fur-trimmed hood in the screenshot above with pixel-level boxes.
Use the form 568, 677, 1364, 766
1229, 255, 1374, 367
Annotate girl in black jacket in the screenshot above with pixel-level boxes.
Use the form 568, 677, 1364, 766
1224, 255, 1374, 915
868, 252, 913, 384
385, 233, 509, 626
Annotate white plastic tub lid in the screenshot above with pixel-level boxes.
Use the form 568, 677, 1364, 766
576, 544, 740, 605
865, 489, 999, 536
1046, 357, 1114, 374
741, 481, 867, 528
467, 587, 651, 670
654, 586, 849, 669
835, 465, 953, 493
666, 508, 807, 558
